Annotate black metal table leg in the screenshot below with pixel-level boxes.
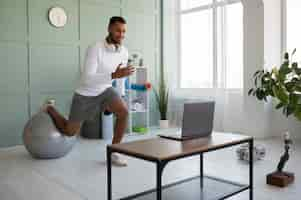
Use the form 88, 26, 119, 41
200, 153, 203, 188
249, 139, 254, 200
156, 161, 168, 200
107, 147, 112, 200
156, 162, 163, 200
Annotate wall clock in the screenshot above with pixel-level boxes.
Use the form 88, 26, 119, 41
48, 7, 67, 28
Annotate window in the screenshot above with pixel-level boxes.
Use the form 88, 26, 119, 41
286, 0, 301, 60
181, 0, 212, 10
179, 0, 243, 89
180, 9, 213, 88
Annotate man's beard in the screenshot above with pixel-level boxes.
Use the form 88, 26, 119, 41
107, 34, 121, 45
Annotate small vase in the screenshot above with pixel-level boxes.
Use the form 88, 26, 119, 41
159, 120, 169, 129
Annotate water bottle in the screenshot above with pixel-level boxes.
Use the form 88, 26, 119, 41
102, 111, 114, 140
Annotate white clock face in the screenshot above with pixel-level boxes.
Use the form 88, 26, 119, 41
48, 7, 67, 28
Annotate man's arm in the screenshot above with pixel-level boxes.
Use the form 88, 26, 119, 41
111, 64, 135, 79
81, 44, 134, 86
80, 45, 112, 86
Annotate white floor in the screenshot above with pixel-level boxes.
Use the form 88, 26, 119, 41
0, 129, 300, 200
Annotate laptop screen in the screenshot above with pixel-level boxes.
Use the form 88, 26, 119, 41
182, 102, 215, 137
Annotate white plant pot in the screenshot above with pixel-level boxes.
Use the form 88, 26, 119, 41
159, 120, 169, 129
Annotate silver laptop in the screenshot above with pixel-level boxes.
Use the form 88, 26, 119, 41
159, 101, 215, 141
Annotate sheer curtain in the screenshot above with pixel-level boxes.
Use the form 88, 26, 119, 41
168, 89, 244, 133
164, 0, 245, 133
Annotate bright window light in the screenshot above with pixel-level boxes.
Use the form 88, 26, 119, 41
287, 0, 301, 60
179, 0, 243, 89
225, 3, 243, 89
180, 10, 213, 88
180, 0, 212, 10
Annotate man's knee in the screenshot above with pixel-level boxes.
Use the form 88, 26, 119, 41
62, 121, 81, 136
106, 99, 129, 119
116, 106, 129, 119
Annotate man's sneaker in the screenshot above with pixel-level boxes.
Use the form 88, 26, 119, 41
111, 153, 127, 167
40, 99, 55, 113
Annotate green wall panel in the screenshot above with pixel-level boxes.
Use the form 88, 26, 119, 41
123, 12, 156, 52
0, 94, 28, 147
0, 0, 27, 41
80, 0, 120, 7
142, 50, 157, 82
80, 44, 89, 68
30, 92, 74, 116
30, 45, 79, 92
122, 9, 157, 87
0, 43, 28, 93
121, 0, 157, 14
29, 0, 79, 43
80, 2, 120, 43
0, 0, 160, 147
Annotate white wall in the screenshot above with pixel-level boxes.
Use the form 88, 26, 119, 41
263, 0, 282, 138
263, 0, 301, 139
163, 0, 301, 138
241, 0, 269, 138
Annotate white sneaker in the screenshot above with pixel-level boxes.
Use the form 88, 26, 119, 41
111, 153, 127, 167
40, 99, 55, 113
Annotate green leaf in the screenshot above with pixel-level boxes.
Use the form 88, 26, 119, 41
249, 50, 301, 121
284, 52, 289, 60
283, 107, 287, 115
267, 88, 274, 97
248, 88, 254, 96
292, 48, 296, 56
289, 93, 299, 105
253, 70, 261, 78
263, 95, 268, 102
295, 86, 301, 92
275, 102, 284, 109
285, 82, 295, 92
279, 63, 292, 75
292, 62, 298, 69
272, 85, 289, 104
276, 71, 286, 83
255, 89, 266, 101
286, 105, 295, 116
153, 88, 160, 105
295, 68, 301, 75
255, 89, 262, 100
261, 74, 269, 86
153, 78, 169, 120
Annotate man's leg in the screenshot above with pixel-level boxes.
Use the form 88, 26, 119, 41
47, 106, 81, 137
105, 97, 129, 167
105, 98, 129, 144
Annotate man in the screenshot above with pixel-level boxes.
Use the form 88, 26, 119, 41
44, 16, 134, 167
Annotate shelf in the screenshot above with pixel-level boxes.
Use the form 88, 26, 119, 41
126, 66, 149, 139
120, 175, 248, 200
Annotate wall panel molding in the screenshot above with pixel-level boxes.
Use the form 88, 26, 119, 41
0, 0, 160, 147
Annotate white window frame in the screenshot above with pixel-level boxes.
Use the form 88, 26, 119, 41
281, 0, 287, 54
281, 0, 301, 57
176, 0, 242, 91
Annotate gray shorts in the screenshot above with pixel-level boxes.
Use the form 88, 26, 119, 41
69, 87, 121, 122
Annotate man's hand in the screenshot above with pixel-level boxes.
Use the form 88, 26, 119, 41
112, 63, 135, 79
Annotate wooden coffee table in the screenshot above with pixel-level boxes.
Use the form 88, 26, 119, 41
107, 132, 253, 200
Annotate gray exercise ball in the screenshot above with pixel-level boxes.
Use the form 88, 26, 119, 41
23, 111, 76, 159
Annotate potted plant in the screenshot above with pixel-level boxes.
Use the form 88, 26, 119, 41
249, 49, 301, 121
154, 67, 169, 129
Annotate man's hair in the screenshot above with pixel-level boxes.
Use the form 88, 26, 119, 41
109, 16, 126, 26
